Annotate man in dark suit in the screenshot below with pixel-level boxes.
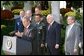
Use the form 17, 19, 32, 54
32, 14, 46, 55
15, 10, 25, 34
9, 10, 25, 36
15, 16, 36, 55
34, 6, 47, 26
25, 10, 34, 23
45, 14, 61, 55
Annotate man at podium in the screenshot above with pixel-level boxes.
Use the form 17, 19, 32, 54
15, 16, 36, 55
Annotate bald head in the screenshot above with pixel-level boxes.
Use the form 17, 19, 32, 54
25, 10, 32, 17
46, 14, 54, 24
22, 16, 30, 28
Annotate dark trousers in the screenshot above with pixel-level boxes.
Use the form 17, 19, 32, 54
48, 45, 60, 55
79, 48, 83, 55
32, 39, 47, 55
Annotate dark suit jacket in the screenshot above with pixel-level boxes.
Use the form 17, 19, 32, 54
15, 16, 24, 32
46, 21, 61, 48
34, 21, 46, 44
22, 24, 35, 41
21, 24, 36, 54
31, 21, 46, 55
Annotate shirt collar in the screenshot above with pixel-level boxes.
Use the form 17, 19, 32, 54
36, 21, 41, 25
30, 17, 32, 21
50, 20, 54, 26
20, 16, 23, 20
26, 24, 30, 29
69, 23, 75, 27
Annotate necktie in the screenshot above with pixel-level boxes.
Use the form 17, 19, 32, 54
48, 25, 51, 30
24, 28, 29, 35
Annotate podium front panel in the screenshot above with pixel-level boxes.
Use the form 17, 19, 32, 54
2, 36, 32, 55
2, 36, 16, 55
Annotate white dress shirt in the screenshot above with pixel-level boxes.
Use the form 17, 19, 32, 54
48, 20, 54, 30
26, 24, 30, 29
29, 17, 32, 21
24, 24, 30, 35
50, 20, 54, 26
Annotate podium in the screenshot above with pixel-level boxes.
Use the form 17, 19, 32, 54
2, 36, 32, 55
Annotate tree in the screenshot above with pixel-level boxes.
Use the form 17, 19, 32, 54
72, 1, 82, 10
1, 1, 12, 11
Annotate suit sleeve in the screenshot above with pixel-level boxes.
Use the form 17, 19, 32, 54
55, 23, 61, 44
31, 29, 37, 40
14, 18, 23, 32
41, 25, 46, 44
14, 19, 18, 32
74, 25, 81, 49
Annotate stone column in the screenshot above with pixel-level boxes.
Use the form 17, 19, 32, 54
23, 1, 31, 11
51, 1, 60, 24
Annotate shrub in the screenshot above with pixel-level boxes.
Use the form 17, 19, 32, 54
60, 8, 65, 16
65, 10, 81, 20
1, 19, 15, 36
41, 9, 50, 16
1, 10, 14, 20
11, 5, 23, 11
60, 8, 73, 16
65, 11, 76, 17
1, 25, 6, 29
12, 9, 23, 15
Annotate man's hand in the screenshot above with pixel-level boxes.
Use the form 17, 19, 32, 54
79, 42, 82, 48
41, 43, 44, 47
9, 31, 15, 36
74, 48, 77, 53
15, 31, 23, 37
15, 32, 18, 36
73, 48, 78, 55
15, 32, 20, 37
45, 43, 47, 48
55, 44, 59, 49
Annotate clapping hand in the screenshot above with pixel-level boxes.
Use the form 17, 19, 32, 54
41, 43, 44, 47
55, 44, 59, 49
15, 31, 23, 37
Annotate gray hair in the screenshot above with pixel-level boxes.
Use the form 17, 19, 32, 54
67, 16, 75, 20
22, 16, 30, 22
26, 10, 32, 14
47, 14, 54, 19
